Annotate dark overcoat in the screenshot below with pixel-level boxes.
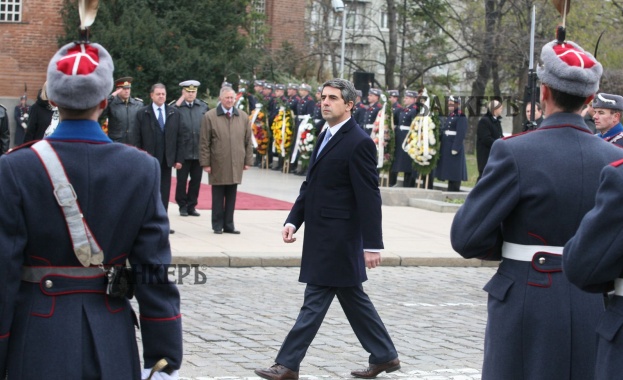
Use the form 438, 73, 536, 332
175, 99, 209, 160
101, 95, 143, 143
132, 104, 184, 167
436, 110, 467, 182
286, 117, 383, 287
476, 111, 503, 175
451, 113, 623, 380
564, 159, 623, 380
0, 120, 182, 379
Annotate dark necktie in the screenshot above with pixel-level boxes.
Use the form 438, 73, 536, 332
157, 107, 165, 131
226, 111, 231, 119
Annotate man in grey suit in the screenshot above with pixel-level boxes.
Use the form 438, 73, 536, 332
255, 79, 400, 380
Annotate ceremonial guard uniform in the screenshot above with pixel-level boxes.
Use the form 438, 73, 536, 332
0, 41, 182, 379
452, 40, 623, 380
388, 90, 402, 126
287, 83, 301, 114
312, 86, 325, 134
593, 93, 623, 147
390, 90, 418, 187
352, 90, 368, 128
0, 104, 8, 155
362, 88, 383, 136
564, 159, 623, 380
13, 96, 29, 146
174, 80, 210, 217
238, 79, 257, 112
100, 77, 143, 143
435, 96, 467, 191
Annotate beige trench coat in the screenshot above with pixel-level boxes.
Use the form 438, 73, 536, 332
199, 106, 253, 185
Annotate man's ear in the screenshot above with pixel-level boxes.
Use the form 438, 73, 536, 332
99, 98, 108, 110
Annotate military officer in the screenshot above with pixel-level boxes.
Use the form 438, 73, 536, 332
352, 89, 367, 128
254, 79, 265, 97
389, 90, 418, 187
452, 39, 623, 380
363, 88, 383, 136
287, 83, 300, 112
593, 92, 623, 147
291, 83, 316, 174
0, 103, 8, 155
100, 77, 143, 143
173, 80, 209, 217
435, 95, 467, 191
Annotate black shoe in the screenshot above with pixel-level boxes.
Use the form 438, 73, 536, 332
223, 229, 241, 234
187, 209, 200, 217
214, 230, 223, 234
179, 207, 188, 217
170, 229, 175, 234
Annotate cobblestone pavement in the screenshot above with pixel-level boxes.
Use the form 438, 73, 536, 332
164, 266, 496, 380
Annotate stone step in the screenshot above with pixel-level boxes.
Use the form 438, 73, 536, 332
408, 198, 461, 213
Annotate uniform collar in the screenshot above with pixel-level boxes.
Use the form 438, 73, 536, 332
540, 112, 590, 131
600, 122, 623, 139
46, 120, 112, 143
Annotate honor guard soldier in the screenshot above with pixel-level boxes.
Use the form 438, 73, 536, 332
452, 39, 623, 380
100, 77, 143, 143
352, 89, 367, 128
287, 83, 301, 112
238, 79, 257, 112
312, 86, 324, 133
0, 40, 182, 378
173, 80, 209, 217
388, 89, 402, 126
291, 83, 316, 174
435, 95, 467, 191
593, 93, 623, 147
390, 90, 418, 187
254, 79, 265, 98
363, 88, 383, 136
13, 95, 29, 146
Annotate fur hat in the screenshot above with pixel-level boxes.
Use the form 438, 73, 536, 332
369, 88, 382, 96
593, 93, 623, 111
537, 40, 602, 98
46, 42, 114, 110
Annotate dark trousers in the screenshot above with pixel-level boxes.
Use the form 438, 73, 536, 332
275, 284, 397, 371
389, 172, 413, 187
160, 163, 172, 211
175, 159, 202, 211
448, 180, 461, 192
211, 184, 237, 231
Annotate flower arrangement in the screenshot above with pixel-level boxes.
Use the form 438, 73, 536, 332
297, 119, 317, 169
18, 107, 29, 130
370, 94, 395, 174
271, 107, 294, 158
235, 91, 249, 112
403, 89, 440, 177
250, 106, 269, 155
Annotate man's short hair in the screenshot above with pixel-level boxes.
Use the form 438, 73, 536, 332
220, 86, 235, 97
322, 78, 357, 105
549, 87, 588, 113
150, 83, 166, 93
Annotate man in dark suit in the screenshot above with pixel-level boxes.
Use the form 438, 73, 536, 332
255, 79, 400, 380
132, 83, 184, 233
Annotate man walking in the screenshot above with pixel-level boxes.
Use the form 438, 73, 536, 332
255, 79, 400, 380
451, 39, 623, 379
174, 80, 209, 217
199, 86, 253, 234
133, 84, 184, 233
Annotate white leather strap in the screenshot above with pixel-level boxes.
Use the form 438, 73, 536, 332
501, 241, 563, 262
31, 141, 104, 267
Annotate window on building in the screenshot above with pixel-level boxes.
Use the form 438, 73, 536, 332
0, 0, 21, 22
380, 12, 388, 30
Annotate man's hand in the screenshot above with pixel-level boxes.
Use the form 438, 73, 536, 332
244, 165, 250, 170
364, 251, 382, 269
282, 225, 296, 243
111, 88, 122, 97
173, 162, 182, 170
203, 166, 211, 174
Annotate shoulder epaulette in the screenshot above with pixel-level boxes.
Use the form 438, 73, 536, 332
7, 140, 37, 154
134, 97, 143, 103
0, 103, 6, 110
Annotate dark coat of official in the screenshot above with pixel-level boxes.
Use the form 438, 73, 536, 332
23, 93, 53, 143
391, 103, 418, 173
436, 110, 467, 182
132, 104, 184, 167
352, 102, 367, 128
13, 104, 29, 146
286, 117, 383, 287
0, 121, 182, 379
199, 106, 253, 185
101, 95, 143, 143
476, 111, 503, 176
362, 102, 382, 135
563, 159, 623, 380
451, 113, 623, 380
175, 99, 209, 160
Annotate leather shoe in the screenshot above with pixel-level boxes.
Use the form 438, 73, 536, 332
254, 364, 299, 380
179, 207, 188, 217
170, 229, 175, 234
223, 229, 241, 234
351, 358, 400, 379
187, 209, 200, 217
214, 230, 223, 234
